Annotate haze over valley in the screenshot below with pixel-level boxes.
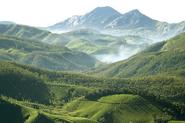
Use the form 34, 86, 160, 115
0, 1, 185, 123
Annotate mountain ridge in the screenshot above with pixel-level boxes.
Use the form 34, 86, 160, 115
48, 6, 185, 40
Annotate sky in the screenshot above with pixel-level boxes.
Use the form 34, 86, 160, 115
0, 0, 185, 27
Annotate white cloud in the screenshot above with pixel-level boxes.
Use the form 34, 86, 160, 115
0, 0, 185, 26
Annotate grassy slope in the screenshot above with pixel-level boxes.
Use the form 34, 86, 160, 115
62, 29, 150, 55
0, 23, 68, 44
0, 96, 98, 123
63, 94, 163, 123
0, 34, 100, 71
91, 32, 185, 77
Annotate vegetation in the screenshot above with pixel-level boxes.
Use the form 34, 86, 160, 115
0, 61, 185, 122
91, 32, 185, 77
0, 24, 185, 122
0, 34, 100, 71
63, 94, 166, 123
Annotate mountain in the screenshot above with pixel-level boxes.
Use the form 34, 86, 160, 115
90, 32, 185, 77
0, 34, 100, 71
48, 6, 121, 31
0, 22, 151, 63
104, 9, 156, 29
48, 6, 185, 40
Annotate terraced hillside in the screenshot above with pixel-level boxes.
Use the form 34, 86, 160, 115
0, 94, 166, 123
63, 94, 164, 123
0, 61, 185, 122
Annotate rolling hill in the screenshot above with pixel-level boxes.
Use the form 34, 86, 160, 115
0, 34, 100, 71
63, 94, 165, 123
0, 61, 185, 122
0, 22, 152, 63
60, 29, 151, 62
0, 61, 50, 103
91, 32, 185, 77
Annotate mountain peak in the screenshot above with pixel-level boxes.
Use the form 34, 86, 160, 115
94, 6, 117, 11
125, 9, 143, 16
88, 6, 121, 16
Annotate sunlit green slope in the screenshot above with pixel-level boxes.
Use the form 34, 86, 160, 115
91, 32, 185, 77
0, 34, 100, 71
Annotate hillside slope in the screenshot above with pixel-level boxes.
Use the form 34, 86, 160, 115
63, 94, 164, 123
0, 61, 185, 121
91, 32, 185, 77
0, 22, 151, 63
0, 34, 100, 71
0, 62, 50, 103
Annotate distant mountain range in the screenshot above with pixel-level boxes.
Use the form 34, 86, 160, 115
1, 6, 185, 64
0, 22, 151, 63
48, 6, 185, 40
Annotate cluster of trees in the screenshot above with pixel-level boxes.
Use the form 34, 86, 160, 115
0, 62, 50, 104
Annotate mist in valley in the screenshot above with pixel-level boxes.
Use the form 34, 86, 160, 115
95, 45, 141, 63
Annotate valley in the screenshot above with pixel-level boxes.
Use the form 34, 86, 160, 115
0, 5, 185, 123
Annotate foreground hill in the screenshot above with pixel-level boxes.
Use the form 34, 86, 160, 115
0, 34, 100, 71
63, 94, 164, 123
0, 62, 50, 103
91, 32, 185, 77
0, 61, 185, 122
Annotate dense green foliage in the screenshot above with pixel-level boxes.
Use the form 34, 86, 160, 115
0, 62, 50, 103
0, 61, 185, 122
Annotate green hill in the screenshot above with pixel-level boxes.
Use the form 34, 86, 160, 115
91, 32, 185, 77
0, 23, 68, 45
63, 94, 165, 123
0, 23, 152, 63
62, 29, 150, 58
0, 34, 100, 71
0, 61, 184, 122
0, 62, 50, 103
0, 96, 74, 123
